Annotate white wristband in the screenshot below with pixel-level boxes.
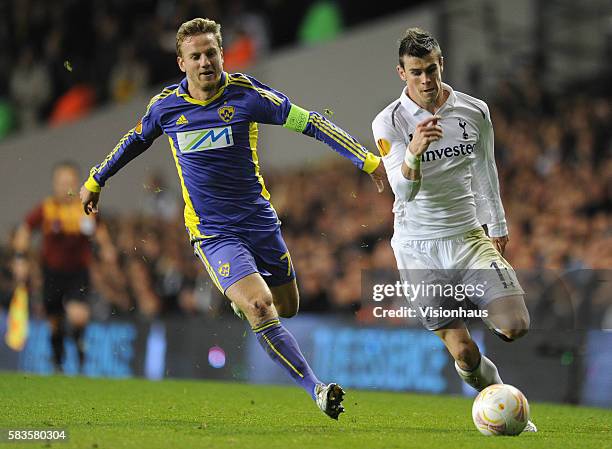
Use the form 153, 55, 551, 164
404, 149, 421, 171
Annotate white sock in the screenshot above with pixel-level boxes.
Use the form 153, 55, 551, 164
455, 355, 503, 392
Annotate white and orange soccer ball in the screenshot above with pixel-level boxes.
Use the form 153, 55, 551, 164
472, 384, 530, 436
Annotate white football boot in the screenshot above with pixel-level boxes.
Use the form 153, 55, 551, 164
315, 383, 345, 420
524, 420, 538, 432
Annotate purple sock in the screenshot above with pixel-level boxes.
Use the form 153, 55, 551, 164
253, 318, 320, 400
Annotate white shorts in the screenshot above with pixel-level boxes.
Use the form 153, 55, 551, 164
391, 228, 524, 330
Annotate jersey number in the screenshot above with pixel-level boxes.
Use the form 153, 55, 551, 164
490, 261, 515, 289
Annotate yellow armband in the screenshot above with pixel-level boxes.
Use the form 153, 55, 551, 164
283, 104, 310, 133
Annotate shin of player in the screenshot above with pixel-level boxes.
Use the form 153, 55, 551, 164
227, 274, 320, 397
438, 294, 530, 391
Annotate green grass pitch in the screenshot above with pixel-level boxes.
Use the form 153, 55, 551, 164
1, 372, 610, 449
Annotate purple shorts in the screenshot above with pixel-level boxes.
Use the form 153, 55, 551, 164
193, 226, 295, 293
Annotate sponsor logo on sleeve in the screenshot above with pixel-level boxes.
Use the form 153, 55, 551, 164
376, 138, 391, 157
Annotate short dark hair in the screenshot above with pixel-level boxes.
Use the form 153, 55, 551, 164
398, 28, 441, 67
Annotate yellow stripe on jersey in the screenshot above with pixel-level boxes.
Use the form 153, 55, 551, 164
146, 88, 175, 115
91, 87, 176, 181
313, 115, 368, 158
310, 114, 368, 159
310, 115, 367, 161
256, 88, 282, 106
168, 136, 203, 240
228, 73, 249, 82
90, 128, 136, 177
228, 75, 283, 106
228, 74, 255, 89
280, 251, 293, 276
227, 77, 251, 87
229, 74, 283, 102
194, 243, 224, 293
249, 122, 271, 200
176, 76, 229, 106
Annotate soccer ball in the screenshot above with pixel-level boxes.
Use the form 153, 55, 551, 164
472, 384, 530, 436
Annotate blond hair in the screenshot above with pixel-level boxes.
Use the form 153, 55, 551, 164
176, 18, 222, 56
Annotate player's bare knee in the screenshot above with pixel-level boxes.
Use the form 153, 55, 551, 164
244, 292, 274, 318
501, 326, 528, 341
507, 313, 530, 341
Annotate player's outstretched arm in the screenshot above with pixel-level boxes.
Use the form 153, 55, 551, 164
80, 95, 163, 213
243, 75, 385, 191
283, 104, 385, 192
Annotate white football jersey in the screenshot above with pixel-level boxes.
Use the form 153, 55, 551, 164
372, 83, 507, 241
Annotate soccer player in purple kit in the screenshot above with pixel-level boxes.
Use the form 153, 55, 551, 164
80, 18, 385, 420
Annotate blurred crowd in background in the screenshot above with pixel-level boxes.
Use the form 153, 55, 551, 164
0, 0, 412, 137
0, 1, 609, 328
0, 68, 610, 327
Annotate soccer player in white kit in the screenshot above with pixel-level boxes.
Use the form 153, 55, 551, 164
372, 28, 536, 432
